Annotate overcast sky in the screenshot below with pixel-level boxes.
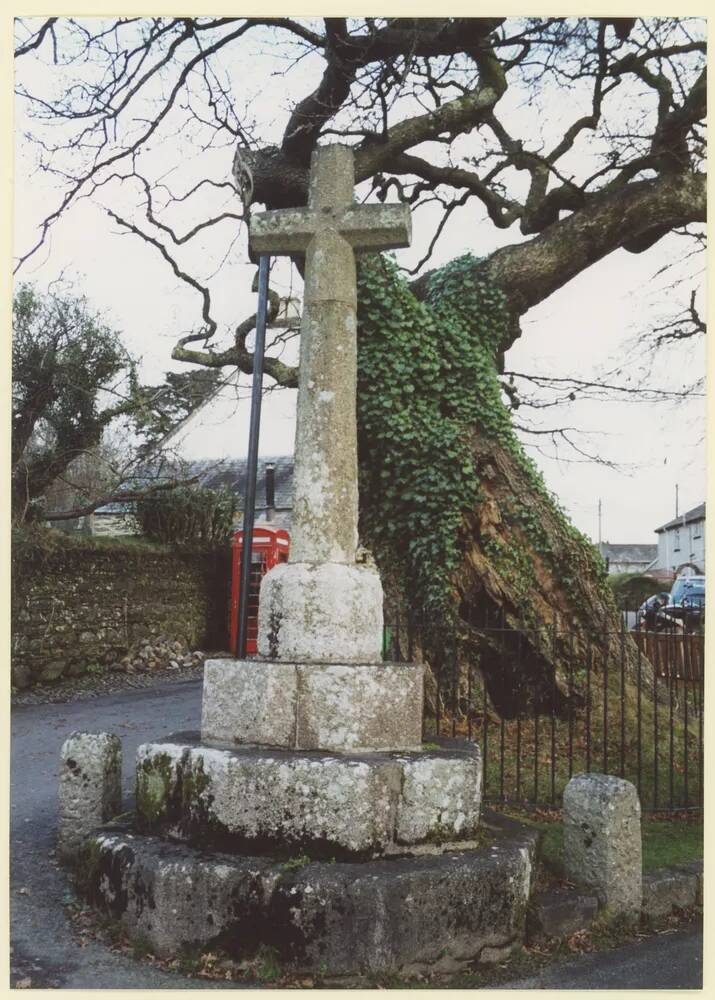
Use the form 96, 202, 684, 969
13, 16, 706, 545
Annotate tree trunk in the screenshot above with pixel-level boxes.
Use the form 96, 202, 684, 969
454, 427, 645, 718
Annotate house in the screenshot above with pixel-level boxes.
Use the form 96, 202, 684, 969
193, 456, 294, 530
598, 542, 658, 576
89, 456, 295, 535
87, 501, 136, 536
652, 502, 706, 577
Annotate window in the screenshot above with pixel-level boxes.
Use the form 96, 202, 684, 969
673, 528, 680, 552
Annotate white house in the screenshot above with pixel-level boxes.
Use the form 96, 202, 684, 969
652, 502, 706, 576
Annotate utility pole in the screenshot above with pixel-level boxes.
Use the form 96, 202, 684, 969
675, 483, 679, 518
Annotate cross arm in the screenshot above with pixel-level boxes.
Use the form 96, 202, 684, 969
249, 207, 316, 255
338, 204, 411, 252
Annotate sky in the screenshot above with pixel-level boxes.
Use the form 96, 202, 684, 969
12, 16, 706, 546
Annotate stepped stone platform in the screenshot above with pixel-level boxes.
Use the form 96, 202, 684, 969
66, 727, 541, 976
136, 733, 482, 859
77, 815, 537, 976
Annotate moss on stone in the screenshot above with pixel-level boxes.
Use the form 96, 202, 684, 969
136, 752, 174, 825
179, 752, 213, 826
72, 836, 103, 897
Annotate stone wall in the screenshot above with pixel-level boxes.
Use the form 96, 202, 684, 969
11, 535, 230, 688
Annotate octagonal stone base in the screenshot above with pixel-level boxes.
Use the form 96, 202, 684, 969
76, 818, 537, 977
136, 735, 482, 859
201, 658, 423, 752
257, 560, 383, 663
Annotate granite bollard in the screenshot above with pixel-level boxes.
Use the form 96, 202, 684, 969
563, 772, 642, 918
58, 731, 122, 861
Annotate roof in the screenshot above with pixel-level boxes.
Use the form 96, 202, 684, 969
94, 455, 295, 516
189, 456, 294, 511
655, 502, 706, 534
598, 543, 657, 563
93, 502, 134, 515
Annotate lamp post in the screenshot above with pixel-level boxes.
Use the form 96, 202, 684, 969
236, 255, 270, 659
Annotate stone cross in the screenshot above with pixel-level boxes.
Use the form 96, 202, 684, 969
250, 145, 411, 565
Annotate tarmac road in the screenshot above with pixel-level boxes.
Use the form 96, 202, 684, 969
10, 674, 704, 990
497, 923, 703, 989
9, 676, 236, 989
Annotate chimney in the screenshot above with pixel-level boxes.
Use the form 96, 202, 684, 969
265, 462, 276, 522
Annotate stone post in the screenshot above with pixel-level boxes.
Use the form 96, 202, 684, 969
563, 773, 642, 918
58, 732, 122, 861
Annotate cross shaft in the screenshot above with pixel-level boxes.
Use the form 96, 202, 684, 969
249, 144, 410, 566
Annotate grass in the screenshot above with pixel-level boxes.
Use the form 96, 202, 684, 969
641, 815, 704, 870
281, 853, 311, 871
12, 524, 230, 560
495, 806, 703, 875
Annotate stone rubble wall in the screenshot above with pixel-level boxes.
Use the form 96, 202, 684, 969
11, 538, 230, 688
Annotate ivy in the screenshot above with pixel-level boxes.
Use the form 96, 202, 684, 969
356, 253, 610, 655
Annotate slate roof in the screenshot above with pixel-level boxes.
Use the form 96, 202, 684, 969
598, 543, 658, 564
189, 456, 294, 512
94, 455, 294, 517
655, 502, 706, 534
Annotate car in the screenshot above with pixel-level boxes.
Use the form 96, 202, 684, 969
665, 575, 705, 631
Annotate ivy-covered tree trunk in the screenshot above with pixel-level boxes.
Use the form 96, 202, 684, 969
357, 254, 643, 717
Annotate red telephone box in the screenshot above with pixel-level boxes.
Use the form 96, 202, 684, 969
230, 527, 290, 655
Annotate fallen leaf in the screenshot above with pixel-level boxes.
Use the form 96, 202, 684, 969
15, 978, 32, 989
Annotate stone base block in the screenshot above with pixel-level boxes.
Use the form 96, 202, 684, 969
77, 820, 536, 976
136, 735, 482, 858
674, 860, 703, 906
201, 658, 423, 752
257, 561, 383, 663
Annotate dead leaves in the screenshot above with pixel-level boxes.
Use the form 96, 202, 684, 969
566, 929, 595, 953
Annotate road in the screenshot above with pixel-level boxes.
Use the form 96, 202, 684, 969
497, 924, 703, 989
10, 676, 236, 988
10, 675, 704, 989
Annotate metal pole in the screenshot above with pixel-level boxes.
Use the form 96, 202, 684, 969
236, 254, 270, 658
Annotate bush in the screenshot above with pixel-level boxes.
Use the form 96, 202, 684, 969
136, 486, 235, 546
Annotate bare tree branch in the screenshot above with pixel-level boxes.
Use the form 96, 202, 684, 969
45, 475, 199, 521
14, 17, 58, 58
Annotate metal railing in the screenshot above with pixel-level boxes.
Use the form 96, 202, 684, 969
383, 614, 704, 814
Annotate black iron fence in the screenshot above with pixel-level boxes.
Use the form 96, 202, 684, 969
383, 615, 704, 814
